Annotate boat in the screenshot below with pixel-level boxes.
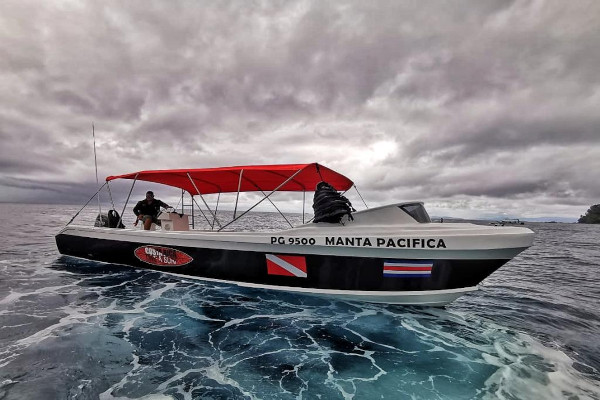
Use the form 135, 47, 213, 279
501, 218, 525, 225
55, 163, 534, 306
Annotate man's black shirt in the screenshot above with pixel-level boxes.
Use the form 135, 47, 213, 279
133, 199, 168, 217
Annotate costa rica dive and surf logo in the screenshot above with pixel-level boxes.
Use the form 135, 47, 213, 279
134, 245, 193, 266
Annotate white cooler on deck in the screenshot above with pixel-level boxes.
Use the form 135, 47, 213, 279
158, 212, 189, 231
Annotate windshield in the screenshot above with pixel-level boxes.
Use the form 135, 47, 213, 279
399, 203, 431, 223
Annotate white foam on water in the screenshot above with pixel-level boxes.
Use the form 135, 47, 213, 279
482, 333, 600, 400
97, 282, 190, 399
99, 391, 176, 400
0, 283, 79, 305
204, 363, 259, 400
324, 357, 356, 400
219, 308, 314, 330
0, 379, 18, 388
136, 282, 178, 309
0, 259, 34, 265
137, 323, 181, 334
176, 300, 225, 322
400, 316, 491, 355
154, 366, 206, 392
362, 308, 600, 399
1, 280, 178, 379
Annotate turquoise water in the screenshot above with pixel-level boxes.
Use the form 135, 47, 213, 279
0, 204, 599, 399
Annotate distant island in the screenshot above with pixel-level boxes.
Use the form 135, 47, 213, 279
578, 204, 600, 224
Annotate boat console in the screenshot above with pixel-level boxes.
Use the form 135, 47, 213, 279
158, 212, 189, 231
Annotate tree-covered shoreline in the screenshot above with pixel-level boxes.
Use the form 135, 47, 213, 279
578, 204, 600, 224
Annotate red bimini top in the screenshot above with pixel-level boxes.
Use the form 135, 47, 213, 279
105, 163, 353, 195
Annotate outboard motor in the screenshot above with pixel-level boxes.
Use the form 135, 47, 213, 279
312, 181, 355, 223
94, 210, 125, 228
107, 209, 125, 228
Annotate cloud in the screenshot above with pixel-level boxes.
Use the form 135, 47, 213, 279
0, 0, 598, 219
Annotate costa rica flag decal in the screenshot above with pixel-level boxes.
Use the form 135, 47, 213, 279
265, 254, 307, 278
383, 259, 433, 278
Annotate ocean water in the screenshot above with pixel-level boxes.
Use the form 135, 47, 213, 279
0, 203, 598, 399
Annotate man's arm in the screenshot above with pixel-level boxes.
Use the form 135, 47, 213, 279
132, 201, 144, 226
133, 201, 143, 216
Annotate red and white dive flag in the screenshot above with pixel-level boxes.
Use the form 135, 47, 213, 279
266, 254, 307, 278
383, 259, 433, 278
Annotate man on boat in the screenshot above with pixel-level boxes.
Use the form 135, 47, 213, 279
133, 191, 171, 230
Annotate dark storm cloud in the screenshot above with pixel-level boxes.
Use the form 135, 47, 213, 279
0, 176, 102, 205
402, 99, 600, 162
0, 177, 69, 193
430, 177, 551, 199
0, 0, 598, 218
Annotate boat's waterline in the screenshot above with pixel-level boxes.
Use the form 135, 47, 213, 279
133, 269, 481, 306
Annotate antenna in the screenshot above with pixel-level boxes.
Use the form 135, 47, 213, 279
92, 123, 102, 219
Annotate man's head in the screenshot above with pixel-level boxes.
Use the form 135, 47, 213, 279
146, 191, 154, 201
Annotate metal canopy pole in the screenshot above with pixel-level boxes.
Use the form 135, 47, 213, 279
106, 182, 116, 210
64, 182, 108, 227
191, 197, 213, 226
118, 174, 138, 228
211, 192, 221, 230
259, 189, 293, 228
186, 172, 222, 229
190, 193, 195, 229
238, 175, 295, 228
219, 168, 304, 231
354, 184, 368, 209
233, 169, 243, 219
302, 190, 305, 224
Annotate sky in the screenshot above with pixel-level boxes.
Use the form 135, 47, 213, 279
1, 0, 599, 220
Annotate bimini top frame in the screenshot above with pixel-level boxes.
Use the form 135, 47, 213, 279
100, 163, 364, 231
